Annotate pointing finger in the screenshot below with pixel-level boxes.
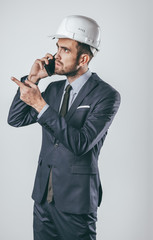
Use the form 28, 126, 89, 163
11, 77, 25, 88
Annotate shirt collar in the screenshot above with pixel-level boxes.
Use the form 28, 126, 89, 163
64, 69, 92, 94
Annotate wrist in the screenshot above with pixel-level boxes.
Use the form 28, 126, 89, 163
28, 74, 40, 84
33, 98, 47, 113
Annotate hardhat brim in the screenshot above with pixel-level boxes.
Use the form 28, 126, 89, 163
49, 34, 100, 51
49, 34, 73, 40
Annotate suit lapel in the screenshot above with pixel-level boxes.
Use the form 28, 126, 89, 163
52, 80, 66, 112
65, 74, 99, 121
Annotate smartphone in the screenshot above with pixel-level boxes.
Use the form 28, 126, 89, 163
44, 56, 55, 76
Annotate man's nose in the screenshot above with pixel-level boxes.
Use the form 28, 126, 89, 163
55, 51, 61, 60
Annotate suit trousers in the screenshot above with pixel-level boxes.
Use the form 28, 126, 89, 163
33, 199, 97, 240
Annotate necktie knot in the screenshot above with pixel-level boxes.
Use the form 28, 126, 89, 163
65, 84, 72, 93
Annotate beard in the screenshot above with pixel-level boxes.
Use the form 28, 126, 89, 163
54, 59, 80, 77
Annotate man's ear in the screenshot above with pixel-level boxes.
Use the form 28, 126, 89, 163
79, 54, 90, 66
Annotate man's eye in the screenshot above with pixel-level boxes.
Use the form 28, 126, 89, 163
65, 49, 69, 53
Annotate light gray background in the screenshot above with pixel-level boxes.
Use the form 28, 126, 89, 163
0, 0, 152, 239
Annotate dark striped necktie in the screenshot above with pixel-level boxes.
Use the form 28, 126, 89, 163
60, 84, 72, 117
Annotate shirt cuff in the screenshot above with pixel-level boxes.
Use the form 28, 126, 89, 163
21, 76, 39, 85
37, 104, 49, 119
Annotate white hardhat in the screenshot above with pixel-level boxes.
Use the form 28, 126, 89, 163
50, 15, 101, 57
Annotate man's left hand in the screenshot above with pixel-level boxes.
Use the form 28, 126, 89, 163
11, 77, 47, 113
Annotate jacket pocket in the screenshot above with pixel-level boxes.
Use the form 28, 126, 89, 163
71, 165, 97, 175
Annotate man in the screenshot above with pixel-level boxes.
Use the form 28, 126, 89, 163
8, 15, 120, 240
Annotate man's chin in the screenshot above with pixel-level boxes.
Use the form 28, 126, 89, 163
54, 66, 80, 77
54, 70, 65, 75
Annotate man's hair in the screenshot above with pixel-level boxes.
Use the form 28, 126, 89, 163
76, 42, 93, 64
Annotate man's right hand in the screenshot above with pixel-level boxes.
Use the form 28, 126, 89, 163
28, 53, 54, 84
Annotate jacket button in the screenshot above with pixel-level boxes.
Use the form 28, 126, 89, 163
44, 123, 50, 129
54, 143, 59, 147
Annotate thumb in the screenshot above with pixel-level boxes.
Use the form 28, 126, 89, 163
25, 79, 37, 88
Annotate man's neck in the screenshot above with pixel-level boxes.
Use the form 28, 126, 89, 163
67, 66, 88, 84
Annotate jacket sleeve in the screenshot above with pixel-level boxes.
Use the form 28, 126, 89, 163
7, 76, 39, 127
36, 90, 121, 156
